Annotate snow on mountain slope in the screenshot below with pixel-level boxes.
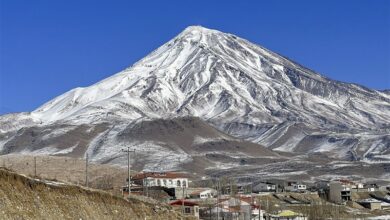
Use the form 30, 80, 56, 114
28, 26, 390, 130
0, 26, 389, 165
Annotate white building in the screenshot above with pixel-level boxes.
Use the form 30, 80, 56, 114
285, 182, 307, 192
189, 188, 217, 199
132, 172, 189, 188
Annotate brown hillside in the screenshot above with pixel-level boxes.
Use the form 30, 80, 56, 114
0, 168, 191, 220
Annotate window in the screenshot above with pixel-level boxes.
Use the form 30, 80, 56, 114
163, 179, 167, 186
157, 179, 161, 186
182, 180, 187, 188
177, 180, 181, 187
185, 207, 191, 214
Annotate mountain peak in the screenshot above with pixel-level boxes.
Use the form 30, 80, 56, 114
179, 25, 222, 38
1, 26, 390, 166
27, 25, 390, 131
182, 25, 213, 33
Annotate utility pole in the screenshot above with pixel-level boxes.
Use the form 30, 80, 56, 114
217, 178, 220, 220
182, 186, 185, 216
128, 147, 130, 195
146, 178, 149, 197
85, 153, 89, 187
258, 199, 261, 220
34, 156, 37, 177
121, 147, 135, 196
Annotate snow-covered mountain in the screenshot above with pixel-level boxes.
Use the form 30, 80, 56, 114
29, 26, 390, 128
1, 26, 389, 175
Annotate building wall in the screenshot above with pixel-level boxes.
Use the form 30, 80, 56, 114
329, 183, 342, 203
144, 177, 188, 188
199, 189, 216, 199
172, 205, 199, 219
369, 202, 381, 210
329, 182, 351, 204
174, 187, 189, 199
285, 184, 307, 192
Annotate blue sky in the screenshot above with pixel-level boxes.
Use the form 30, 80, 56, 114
0, 0, 389, 114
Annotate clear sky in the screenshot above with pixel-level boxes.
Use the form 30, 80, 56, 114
0, 0, 389, 114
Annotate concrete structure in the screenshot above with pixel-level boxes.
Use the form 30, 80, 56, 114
359, 198, 382, 210
328, 182, 351, 204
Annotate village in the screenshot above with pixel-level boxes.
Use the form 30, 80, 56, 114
122, 171, 390, 220
1, 154, 390, 219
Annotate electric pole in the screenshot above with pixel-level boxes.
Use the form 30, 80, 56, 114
121, 147, 135, 196
85, 153, 89, 187
34, 156, 37, 177
217, 178, 220, 220
182, 186, 185, 217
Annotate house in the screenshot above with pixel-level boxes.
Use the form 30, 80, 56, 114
328, 182, 351, 204
378, 185, 389, 192
362, 183, 379, 192
251, 202, 264, 220
170, 200, 199, 219
285, 182, 307, 192
358, 198, 382, 210
253, 182, 276, 192
369, 193, 390, 210
209, 196, 257, 220
188, 188, 217, 199
338, 179, 364, 192
132, 172, 189, 188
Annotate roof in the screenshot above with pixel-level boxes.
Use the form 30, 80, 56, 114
337, 179, 357, 185
217, 196, 252, 206
170, 200, 198, 206
132, 172, 188, 180
359, 198, 381, 204
254, 181, 275, 186
277, 210, 300, 217
189, 188, 215, 195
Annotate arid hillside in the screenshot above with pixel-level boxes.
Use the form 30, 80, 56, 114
0, 168, 192, 220
0, 154, 130, 196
